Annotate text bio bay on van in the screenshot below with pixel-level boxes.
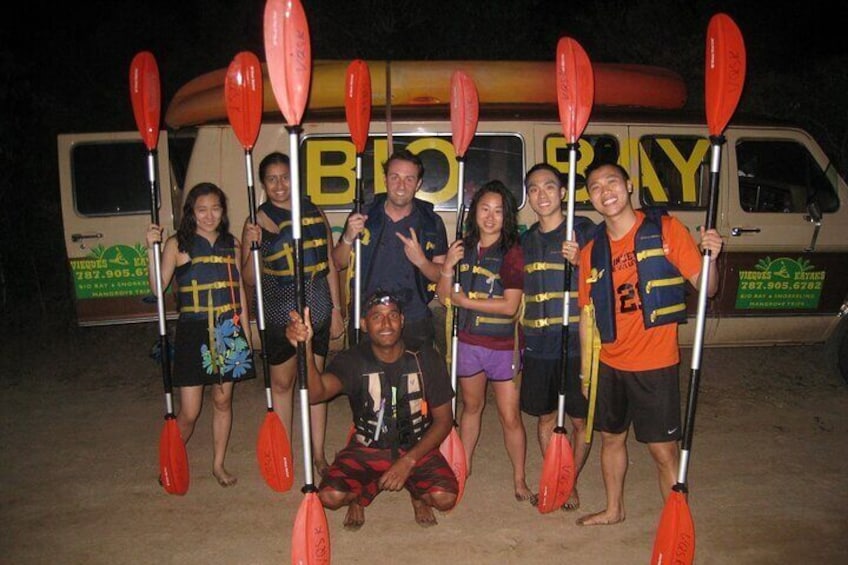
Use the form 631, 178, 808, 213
58, 59, 848, 383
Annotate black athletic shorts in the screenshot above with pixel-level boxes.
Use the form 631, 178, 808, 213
592, 362, 681, 443
520, 355, 587, 418
263, 318, 330, 366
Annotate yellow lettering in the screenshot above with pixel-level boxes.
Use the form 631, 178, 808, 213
639, 144, 667, 203
372, 139, 390, 195
656, 138, 710, 203
306, 139, 355, 206
544, 138, 598, 203
406, 137, 456, 205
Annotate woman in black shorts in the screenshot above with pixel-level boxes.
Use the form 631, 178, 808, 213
241, 152, 344, 476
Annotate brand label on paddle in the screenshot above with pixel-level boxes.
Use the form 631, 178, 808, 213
70, 243, 150, 299
735, 257, 825, 309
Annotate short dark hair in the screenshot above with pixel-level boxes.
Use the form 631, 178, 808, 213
584, 161, 630, 182
382, 149, 424, 180
524, 162, 564, 188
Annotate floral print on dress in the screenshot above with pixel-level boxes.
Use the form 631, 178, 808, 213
201, 316, 252, 380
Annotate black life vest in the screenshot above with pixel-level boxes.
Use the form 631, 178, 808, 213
521, 216, 596, 355
258, 199, 329, 284
176, 234, 242, 321
588, 208, 687, 343
353, 346, 430, 451
457, 242, 515, 338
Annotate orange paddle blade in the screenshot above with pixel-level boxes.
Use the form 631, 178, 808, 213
257, 411, 294, 492
537, 429, 575, 513
263, 0, 312, 126
129, 51, 161, 151
651, 489, 695, 564
705, 13, 746, 136
449, 70, 479, 159
225, 51, 263, 150
292, 492, 331, 565
556, 37, 594, 144
344, 59, 372, 154
159, 418, 189, 495
439, 427, 467, 507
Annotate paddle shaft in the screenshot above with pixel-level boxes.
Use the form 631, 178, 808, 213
143, 148, 176, 415
677, 138, 722, 484
288, 126, 317, 488
449, 157, 466, 418
353, 153, 363, 344
556, 143, 578, 428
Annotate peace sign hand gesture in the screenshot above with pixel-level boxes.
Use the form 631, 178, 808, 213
395, 228, 427, 268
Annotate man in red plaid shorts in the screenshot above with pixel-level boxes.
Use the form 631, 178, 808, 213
286, 290, 458, 530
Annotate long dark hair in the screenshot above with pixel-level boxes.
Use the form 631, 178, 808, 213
177, 182, 232, 252
463, 180, 519, 253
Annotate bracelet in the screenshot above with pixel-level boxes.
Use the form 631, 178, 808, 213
342, 233, 354, 245
332, 305, 341, 311
440, 270, 453, 278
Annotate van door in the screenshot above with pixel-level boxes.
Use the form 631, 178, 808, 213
712, 128, 848, 345
58, 132, 176, 326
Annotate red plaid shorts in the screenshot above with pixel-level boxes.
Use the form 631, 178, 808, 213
319, 443, 458, 507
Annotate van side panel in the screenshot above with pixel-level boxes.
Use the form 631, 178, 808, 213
58, 132, 176, 326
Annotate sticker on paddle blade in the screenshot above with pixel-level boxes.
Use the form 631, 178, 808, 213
257, 411, 294, 492
159, 418, 189, 495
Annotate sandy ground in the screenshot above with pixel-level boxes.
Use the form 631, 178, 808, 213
2, 322, 847, 565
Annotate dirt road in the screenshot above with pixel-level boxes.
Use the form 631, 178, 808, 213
2, 322, 846, 564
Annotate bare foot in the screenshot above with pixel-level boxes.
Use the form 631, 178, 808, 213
212, 468, 237, 488
561, 487, 580, 511
343, 503, 365, 531
411, 497, 438, 527
514, 481, 538, 506
576, 510, 625, 526
314, 459, 329, 479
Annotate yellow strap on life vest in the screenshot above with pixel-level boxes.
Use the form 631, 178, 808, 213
648, 302, 687, 323
583, 302, 601, 445
644, 276, 685, 293
524, 261, 564, 274
524, 291, 564, 303
635, 247, 666, 262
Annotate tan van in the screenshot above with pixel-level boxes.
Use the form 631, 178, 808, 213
57, 60, 848, 382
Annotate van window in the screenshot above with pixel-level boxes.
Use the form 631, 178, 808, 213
71, 141, 152, 216
301, 133, 524, 212
638, 135, 710, 210
736, 139, 840, 214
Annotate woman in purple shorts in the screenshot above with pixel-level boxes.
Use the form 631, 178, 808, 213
437, 180, 534, 504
